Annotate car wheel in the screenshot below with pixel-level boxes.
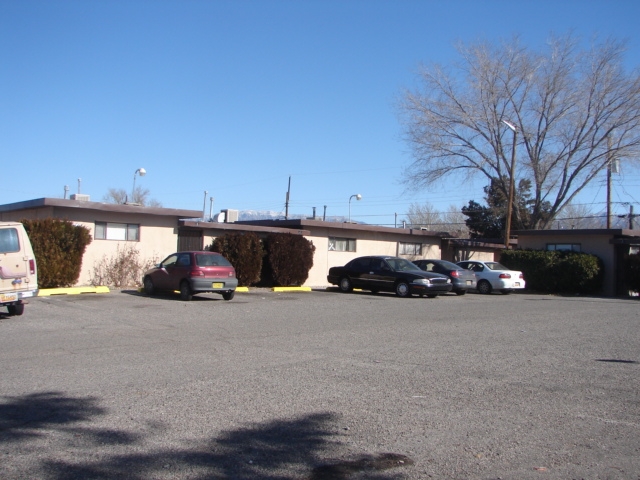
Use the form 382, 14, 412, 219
455, 290, 467, 296
477, 280, 492, 295
179, 281, 193, 301
427, 294, 438, 298
339, 277, 353, 293
501, 289, 512, 295
395, 281, 411, 297
143, 277, 155, 295
7, 303, 24, 316
222, 290, 235, 301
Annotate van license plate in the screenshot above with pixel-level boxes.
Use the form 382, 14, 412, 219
212, 282, 224, 288
1, 293, 18, 302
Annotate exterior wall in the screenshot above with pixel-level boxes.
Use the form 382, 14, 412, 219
202, 223, 444, 287
83, 223, 179, 286
517, 233, 615, 296
303, 228, 442, 287
0, 199, 201, 287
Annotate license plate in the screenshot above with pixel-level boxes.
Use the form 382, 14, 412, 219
514, 282, 520, 287
212, 282, 224, 288
466, 280, 472, 285
1, 293, 18, 302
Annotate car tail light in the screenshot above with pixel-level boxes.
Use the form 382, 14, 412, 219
29, 259, 36, 275
450, 270, 460, 277
519, 273, 524, 279
229, 270, 235, 277
499, 273, 511, 279
189, 269, 205, 277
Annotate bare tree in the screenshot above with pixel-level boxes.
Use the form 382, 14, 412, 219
405, 202, 442, 229
103, 188, 128, 204
103, 187, 162, 207
555, 203, 604, 229
404, 203, 469, 237
399, 34, 640, 229
442, 205, 469, 238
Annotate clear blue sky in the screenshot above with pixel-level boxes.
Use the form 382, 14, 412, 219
2, 0, 639, 225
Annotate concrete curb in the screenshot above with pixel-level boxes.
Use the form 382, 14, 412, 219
272, 286, 312, 292
38, 286, 110, 297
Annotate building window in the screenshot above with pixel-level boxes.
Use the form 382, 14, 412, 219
95, 222, 140, 241
328, 237, 356, 252
546, 243, 581, 252
399, 242, 422, 255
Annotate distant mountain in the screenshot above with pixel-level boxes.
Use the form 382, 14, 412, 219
238, 210, 351, 223
238, 210, 287, 221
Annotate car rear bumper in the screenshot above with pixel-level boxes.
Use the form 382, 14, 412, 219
0, 289, 38, 305
452, 279, 476, 291
190, 277, 238, 293
492, 279, 525, 290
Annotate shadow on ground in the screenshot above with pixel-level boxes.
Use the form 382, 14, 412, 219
1, 391, 413, 479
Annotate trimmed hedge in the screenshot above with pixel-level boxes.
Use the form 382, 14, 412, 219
262, 233, 316, 287
22, 218, 92, 288
501, 249, 603, 295
209, 232, 264, 286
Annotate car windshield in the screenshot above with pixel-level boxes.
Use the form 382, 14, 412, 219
485, 262, 509, 271
386, 258, 422, 272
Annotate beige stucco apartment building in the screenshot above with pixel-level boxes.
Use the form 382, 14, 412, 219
3, 197, 636, 295
515, 228, 640, 296
0, 197, 453, 288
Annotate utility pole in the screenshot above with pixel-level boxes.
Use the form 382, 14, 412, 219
285, 176, 291, 220
618, 205, 639, 229
607, 136, 612, 229
502, 120, 517, 249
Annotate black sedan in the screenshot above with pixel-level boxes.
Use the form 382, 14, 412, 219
327, 255, 452, 298
413, 259, 477, 295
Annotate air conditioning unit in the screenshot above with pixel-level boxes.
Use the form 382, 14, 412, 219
70, 194, 91, 201
222, 209, 239, 223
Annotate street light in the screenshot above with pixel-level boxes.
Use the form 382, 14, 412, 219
502, 120, 517, 249
131, 168, 146, 203
348, 194, 362, 223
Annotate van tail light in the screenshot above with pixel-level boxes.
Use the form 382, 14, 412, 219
499, 273, 511, 279
29, 259, 36, 275
450, 271, 460, 278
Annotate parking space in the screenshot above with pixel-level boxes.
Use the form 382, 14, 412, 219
1, 290, 638, 479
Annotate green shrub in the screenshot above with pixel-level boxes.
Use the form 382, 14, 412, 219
90, 244, 158, 288
22, 218, 92, 288
209, 232, 264, 286
501, 249, 603, 294
262, 233, 315, 286
626, 254, 640, 292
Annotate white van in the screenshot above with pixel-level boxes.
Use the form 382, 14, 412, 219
0, 222, 38, 315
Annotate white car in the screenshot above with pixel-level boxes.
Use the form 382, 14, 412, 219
456, 260, 525, 294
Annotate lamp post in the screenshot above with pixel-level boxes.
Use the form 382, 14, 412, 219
348, 194, 362, 223
502, 120, 517, 249
131, 168, 146, 203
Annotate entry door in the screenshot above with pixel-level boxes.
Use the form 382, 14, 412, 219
177, 229, 203, 251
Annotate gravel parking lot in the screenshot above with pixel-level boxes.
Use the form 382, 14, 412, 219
0, 289, 638, 479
